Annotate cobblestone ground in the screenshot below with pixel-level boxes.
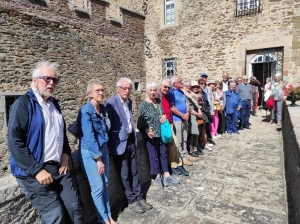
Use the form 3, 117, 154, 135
117, 110, 288, 224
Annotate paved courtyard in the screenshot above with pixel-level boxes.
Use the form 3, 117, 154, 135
117, 110, 288, 224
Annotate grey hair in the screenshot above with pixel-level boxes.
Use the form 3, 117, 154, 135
146, 81, 157, 90
116, 77, 133, 87
222, 71, 228, 77
87, 79, 103, 93
161, 78, 171, 85
183, 81, 191, 86
274, 73, 282, 78
266, 77, 271, 82
230, 81, 237, 86
32, 61, 58, 78
170, 75, 179, 86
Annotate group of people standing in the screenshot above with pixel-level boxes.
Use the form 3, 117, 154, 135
7, 61, 287, 224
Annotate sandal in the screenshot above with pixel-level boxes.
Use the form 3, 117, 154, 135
269, 120, 274, 124
277, 121, 281, 126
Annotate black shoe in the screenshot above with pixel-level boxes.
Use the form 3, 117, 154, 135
244, 126, 250, 129
171, 167, 182, 176
248, 122, 252, 125
239, 127, 244, 130
139, 199, 153, 210
197, 148, 204, 155
252, 113, 257, 117
177, 166, 189, 176
129, 201, 146, 213
208, 139, 216, 145
190, 151, 199, 157
194, 150, 203, 156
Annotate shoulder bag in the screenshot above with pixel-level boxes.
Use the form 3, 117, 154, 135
158, 102, 172, 144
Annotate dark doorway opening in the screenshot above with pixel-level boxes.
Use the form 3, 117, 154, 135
252, 62, 273, 106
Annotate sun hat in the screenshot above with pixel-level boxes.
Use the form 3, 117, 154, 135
191, 81, 199, 86
207, 79, 216, 85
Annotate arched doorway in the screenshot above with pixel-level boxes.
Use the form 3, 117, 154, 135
247, 47, 284, 106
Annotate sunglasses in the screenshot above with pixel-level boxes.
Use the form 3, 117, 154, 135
192, 85, 200, 88
119, 86, 132, 91
37, 76, 59, 84
162, 85, 171, 89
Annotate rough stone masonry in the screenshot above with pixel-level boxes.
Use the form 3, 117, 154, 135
0, 0, 146, 175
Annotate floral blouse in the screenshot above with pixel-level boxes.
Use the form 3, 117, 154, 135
137, 99, 165, 138
271, 81, 284, 101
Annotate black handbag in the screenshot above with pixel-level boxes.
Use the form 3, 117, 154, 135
68, 119, 82, 139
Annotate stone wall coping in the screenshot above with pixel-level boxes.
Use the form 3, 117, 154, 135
0, 92, 27, 96
98, 0, 110, 4
0, 174, 16, 191
287, 106, 300, 146
118, 5, 145, 18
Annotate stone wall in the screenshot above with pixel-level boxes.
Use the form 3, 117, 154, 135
0, 0, 145, 175
282, 102, 300, 223
0, 134, 152, 223
139, 0, 300, 83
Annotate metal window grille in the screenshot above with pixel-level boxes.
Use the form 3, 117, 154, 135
248, 47, 284, 81
162, 58, 177, 79
5, 95, 20, 126
165, 0, 175, 24
235, 0, 260, 17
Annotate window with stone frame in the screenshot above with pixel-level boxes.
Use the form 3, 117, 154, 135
235, 0, 260, 17
165, 0, 175, 24
72, 0, 91, 15
162, 58, 177, 79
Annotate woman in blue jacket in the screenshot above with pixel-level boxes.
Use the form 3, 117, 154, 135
78, 79, 116, 224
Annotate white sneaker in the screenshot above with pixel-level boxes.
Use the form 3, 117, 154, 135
207, 143, 214, 147
204, 147, 213, 151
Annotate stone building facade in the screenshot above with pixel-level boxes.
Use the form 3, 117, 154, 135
138, 0, 300, 87
0, 0, 146, 175
1, 0, 300, 173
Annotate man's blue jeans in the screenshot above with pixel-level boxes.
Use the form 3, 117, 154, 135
241, 100, 251, 127
226, 110, 239, 133
79, 147, 111, 223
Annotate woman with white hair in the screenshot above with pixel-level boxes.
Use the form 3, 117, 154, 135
270, 73, 285, 126
137, 82, 180, 187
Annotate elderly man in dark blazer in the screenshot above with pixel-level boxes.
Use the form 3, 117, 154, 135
105, 77, 153, 214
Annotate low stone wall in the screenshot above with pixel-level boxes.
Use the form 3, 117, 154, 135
0, 134, 151, 223
282, 101, 300, 223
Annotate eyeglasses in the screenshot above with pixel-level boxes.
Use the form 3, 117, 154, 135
243, 79, 248, 81
119, 86, 132, 91
192, 85, 200, 88
162, 85, 171, 89
199, 83, 205, 85
37, 76, 59, 84
93, 89, 105, 94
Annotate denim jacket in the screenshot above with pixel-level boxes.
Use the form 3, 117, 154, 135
225, 90, 242, 115
79, 101, 111, 159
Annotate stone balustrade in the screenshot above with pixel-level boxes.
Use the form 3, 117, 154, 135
282, 101, 300, 223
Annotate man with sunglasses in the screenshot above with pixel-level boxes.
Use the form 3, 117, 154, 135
157, 79, 190, 175
168, 76, 198, 166
105, 78, 153, 214
7, 61, 83, 223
